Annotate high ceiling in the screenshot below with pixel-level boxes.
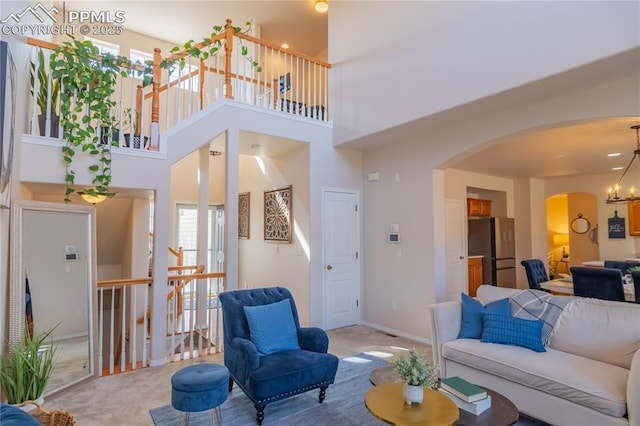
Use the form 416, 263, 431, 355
66, 0, 328, 57
453, 118, 640, 180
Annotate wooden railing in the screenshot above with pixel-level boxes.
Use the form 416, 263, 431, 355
25, 20, 331, 152
97, 267, 225, 376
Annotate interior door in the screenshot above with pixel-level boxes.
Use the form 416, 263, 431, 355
323, 189, 360, 329
445, 199, 467, 301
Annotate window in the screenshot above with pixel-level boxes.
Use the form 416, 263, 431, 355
130, 49, 153, 79
84, 37, 119, 56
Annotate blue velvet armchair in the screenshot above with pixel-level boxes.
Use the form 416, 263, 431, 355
219, 287, 339, 425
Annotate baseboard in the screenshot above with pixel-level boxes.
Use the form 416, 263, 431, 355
359, 321, 433, 346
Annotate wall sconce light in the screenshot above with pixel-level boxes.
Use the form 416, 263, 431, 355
78, 191, 108, 205
315, 0, 328, 13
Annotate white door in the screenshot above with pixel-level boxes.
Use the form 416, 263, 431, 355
445, 199, 467, 301
323, 189, 360, 329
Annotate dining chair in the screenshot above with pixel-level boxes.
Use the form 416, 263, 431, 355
520, 259, 551, 292
603, 260, 640, 274
570, 266, 625, 302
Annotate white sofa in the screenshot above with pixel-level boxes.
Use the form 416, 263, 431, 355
429, 285, 640, 426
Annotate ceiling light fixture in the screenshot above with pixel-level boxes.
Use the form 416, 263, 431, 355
78, 191, 108, 205
606, 125, 640, 204
281, 43, 290, 49
315, 0, 328, 13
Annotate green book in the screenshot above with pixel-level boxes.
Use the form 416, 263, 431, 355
439, 376, 487, 403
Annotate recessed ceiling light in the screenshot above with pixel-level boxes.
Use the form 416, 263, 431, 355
608, 153, 621, 157
281, 43, 289, 49
613, 166, 624, 171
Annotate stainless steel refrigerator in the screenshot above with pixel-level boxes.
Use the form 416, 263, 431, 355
468, 217, 516, 288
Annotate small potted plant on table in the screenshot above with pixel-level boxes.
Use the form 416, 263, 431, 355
391, 347, 437, 405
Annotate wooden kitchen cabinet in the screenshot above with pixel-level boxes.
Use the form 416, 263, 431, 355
467, 198, 492, 217
468, 257, 484, 297
628, 200, 640, 236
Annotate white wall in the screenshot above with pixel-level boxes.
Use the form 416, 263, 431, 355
329, 1, 640, 145
357, 66, 639, 341
238, 147, 311, 322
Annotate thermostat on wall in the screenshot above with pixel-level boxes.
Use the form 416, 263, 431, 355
65, 245, 78, 261
389, 232, 400, 243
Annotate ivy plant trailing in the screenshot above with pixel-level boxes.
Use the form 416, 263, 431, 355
156, 20, 262, 81
50, 36, 130, 202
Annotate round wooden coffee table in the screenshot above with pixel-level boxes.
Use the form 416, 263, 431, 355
368, 367, 519, 426
365, 382, 459, 425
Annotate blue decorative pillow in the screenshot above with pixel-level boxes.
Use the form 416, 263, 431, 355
481, 313, 546, 352
458, 293, 510, 339
243, 299, 300, 354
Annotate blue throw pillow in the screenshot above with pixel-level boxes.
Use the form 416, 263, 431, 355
481, 313, 546, 352
458, 293, 510, 339
243, 299, 300, 354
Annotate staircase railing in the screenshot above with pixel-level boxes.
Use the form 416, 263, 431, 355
97, 266, 225, 376
25, 19, 331, 153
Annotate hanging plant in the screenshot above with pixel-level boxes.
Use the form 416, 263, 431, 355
50, 36, 131, 202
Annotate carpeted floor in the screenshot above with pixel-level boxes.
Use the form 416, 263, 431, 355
150, 352, 388, 426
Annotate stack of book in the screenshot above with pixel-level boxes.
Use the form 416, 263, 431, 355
439, 376, 491, 415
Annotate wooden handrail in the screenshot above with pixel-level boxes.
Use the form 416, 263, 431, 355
98, 277, 152, 288
236, 32, 331, 68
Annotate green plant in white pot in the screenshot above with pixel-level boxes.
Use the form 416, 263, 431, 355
391, 348, 437, 405
0, 327, 57, 405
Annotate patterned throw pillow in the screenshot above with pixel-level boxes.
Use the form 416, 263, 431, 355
244, 299, 300, 354
481, 313, 546, 352
458, 293, 511, 339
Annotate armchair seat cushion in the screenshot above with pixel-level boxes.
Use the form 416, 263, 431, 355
248, 350, 339, 403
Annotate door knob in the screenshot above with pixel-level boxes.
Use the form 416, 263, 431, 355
326, 265, 333, 270
459, 256, 464, 259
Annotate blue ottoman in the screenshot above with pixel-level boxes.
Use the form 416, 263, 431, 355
171, 363, 229, 425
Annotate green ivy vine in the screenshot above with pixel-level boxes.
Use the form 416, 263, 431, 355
50, 36, 130, 202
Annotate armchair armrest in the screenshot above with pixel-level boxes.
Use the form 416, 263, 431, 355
227, 337, 260, 383
297, 327, 329, 353
428, 301, 462, 377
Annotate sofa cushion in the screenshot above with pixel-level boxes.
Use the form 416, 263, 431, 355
549, 298, 640, 369
476, 285, 521, 304
458, 293, 510, 339
481, 313, 546, 352
442, 339, 628, 417
244, 299, 300, 354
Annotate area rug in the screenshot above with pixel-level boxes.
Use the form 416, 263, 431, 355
149, 352, 389, 426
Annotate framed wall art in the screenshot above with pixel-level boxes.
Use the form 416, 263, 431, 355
0, 41, 16, 208
238, 192, 250, 239
264, 185, 292, 243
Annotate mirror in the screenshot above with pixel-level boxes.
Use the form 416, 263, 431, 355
589, 226, 599, 244
570, 213, 590, 234
9, 200, 97, 396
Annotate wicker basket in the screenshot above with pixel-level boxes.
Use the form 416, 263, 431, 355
18, 400, 76, 426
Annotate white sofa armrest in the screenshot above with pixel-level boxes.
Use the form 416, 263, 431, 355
628, 349, 640, 426
428, 301, 461, 378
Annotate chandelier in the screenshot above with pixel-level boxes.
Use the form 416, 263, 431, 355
606, 125, 640, 204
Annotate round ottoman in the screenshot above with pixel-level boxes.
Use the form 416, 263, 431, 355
171, 363, 229, 425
